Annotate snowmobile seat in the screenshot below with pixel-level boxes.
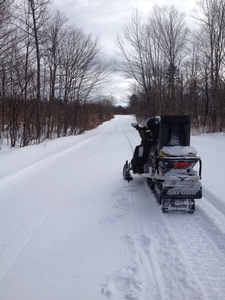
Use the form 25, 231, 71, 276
160, 145, 197, 157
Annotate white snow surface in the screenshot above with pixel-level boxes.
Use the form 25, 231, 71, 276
160, 146, 197, 156
0, 115, 225, 300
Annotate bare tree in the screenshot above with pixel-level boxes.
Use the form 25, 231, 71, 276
192, 0, 225, 131
115, 10, 150, 99
43, 9, 67, 138
149, 5, 189, 114
115, 6, 189, 116
28, 0, 51, 139
0, 0, 14, 140
54, 24, 109, 135
13, 0, 51, 140
0, 0, 115, 147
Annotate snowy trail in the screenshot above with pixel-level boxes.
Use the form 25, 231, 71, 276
0, 115, 225, 300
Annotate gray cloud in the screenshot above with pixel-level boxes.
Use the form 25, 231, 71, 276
53, 0, 196, 104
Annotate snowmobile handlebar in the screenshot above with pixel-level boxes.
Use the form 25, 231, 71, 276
131, 123, 139, 129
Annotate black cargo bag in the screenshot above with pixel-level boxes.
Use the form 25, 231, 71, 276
158, 115, 191, 150
131, 143, 151, 174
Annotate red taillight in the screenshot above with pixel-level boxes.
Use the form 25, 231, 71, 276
171, 161, 191, 169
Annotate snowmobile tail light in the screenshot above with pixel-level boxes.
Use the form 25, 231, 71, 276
171, 161, 191, 169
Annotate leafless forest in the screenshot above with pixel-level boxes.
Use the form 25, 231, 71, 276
117, 1, 225, 132
0, 0, 114, 148
1, 1, 225, 149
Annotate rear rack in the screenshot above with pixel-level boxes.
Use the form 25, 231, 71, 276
157, 156, 202, 180
141, 155, 202, 181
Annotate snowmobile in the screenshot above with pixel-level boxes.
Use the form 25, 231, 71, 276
123, 115, 202, 213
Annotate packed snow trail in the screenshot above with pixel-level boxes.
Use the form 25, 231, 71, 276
0, 115, 225, 300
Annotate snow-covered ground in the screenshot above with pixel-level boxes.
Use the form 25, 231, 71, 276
0, 115, 225, 300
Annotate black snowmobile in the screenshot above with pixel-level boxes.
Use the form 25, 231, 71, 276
123, 115, 202, 213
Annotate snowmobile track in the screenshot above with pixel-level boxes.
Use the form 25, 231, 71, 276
164, 210, 225, 299
130, 180, 208, 299
202, 187, 225, 218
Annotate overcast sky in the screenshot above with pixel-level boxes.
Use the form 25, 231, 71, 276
52, 0, 197, 105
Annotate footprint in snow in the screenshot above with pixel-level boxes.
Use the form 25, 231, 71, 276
113, 198, 133, 210
101, 265, 143, 300
99, 213, 124, 227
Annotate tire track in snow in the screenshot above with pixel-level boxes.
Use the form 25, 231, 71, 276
163, 208, 225, 300
122, 125, 135, 155
102, 119, 225, 299
107, 128, 169, 299
101, 181, 160, 300
120, 127, 225, 299
0, 138, 95, 192
0, 121, 115, 192
139, 182, 225, 300
201, 186, 225, 222
117, 128, 205, 299
129, 181, 207, 300
104, 178, 206, 300
101, 123, 169, 299
128, 181, 169, 300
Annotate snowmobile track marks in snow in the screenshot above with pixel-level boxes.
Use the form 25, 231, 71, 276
163, 211, 225, 299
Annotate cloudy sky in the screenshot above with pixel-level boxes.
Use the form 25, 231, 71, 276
52, 0, 197, 105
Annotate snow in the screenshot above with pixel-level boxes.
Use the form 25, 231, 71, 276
160, 145, 197, 156
0, 115, 225, 300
